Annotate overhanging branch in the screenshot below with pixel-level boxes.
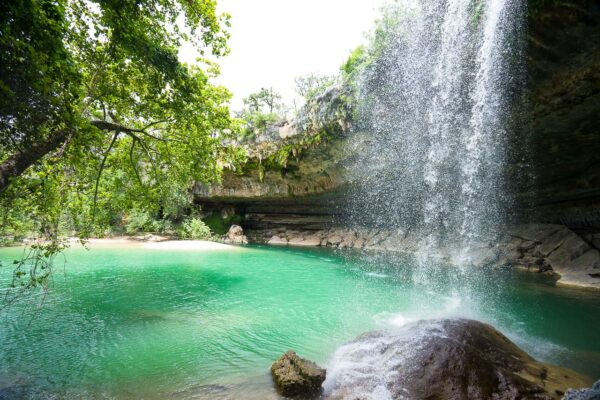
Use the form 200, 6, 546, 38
0, 130, 71, 194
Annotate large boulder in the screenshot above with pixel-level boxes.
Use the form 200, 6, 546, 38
325, 319, 592, 400
223, 225, 248, 245
271, 351, 326, 398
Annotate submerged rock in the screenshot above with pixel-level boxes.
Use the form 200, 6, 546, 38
325, 319, 592, 400
271, 350, 326, 398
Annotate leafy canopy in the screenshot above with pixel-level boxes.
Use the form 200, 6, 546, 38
0, 0, 241, 290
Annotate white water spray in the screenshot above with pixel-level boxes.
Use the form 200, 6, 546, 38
348, 0, 525, 270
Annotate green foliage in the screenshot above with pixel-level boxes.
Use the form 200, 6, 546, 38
6, 239, 68, 294
125, 209, 152, 234
179, 217, 213, 240
0, 0, 237, 221
341, 46, 367, 80
243, 87, 283, 114
0, 0, 244, 296
339, 3, 418, 88
236, 87, 285, 139
470, 0, 486, 25
203, 213, 241, 235
238, 112, 280, 139
0, 0, 82, 156
294, 73, 336, 101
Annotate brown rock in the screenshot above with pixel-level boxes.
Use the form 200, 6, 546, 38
500, 224, 600, 288
271, 351, 326, 398
326, 319, 591, 400
327, 234, 343, 246
300, 235, 322, 246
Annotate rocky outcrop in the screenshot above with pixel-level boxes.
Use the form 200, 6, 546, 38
222, 224, 248, 245
496, 224, 600, 288
260, 227, 415, 252
271, 351, 326, 398
193, 2, 600, 291
325, 319, 592, 400
196, 2, 600, 232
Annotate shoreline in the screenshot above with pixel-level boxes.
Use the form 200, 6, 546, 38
0, 236, 243, 251
80, 236, 241, 251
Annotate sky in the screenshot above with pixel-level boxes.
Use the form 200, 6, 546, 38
179, 0, 388, 111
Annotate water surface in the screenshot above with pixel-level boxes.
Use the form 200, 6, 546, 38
0, 244, 598, 399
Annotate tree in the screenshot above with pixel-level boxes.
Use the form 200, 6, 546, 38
242, 87, 283, 115
0, 0, 241, 292
1, 0, 232, 192
234, 87, 285, 139
294, 73, 336, 99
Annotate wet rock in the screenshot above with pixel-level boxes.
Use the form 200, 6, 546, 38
464, 246, 499, 266
353, 238, 365, 249
327, 234, 343, 247
562, 379, 600, 400
271, 351, 326, 398
223, 225, 248, 245
287, 232, 322, 247
499, 224, 600, 288
250, 222, 600, 289
325, 319, 592, 400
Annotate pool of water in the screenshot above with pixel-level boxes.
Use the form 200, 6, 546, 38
0, 244, 599, 399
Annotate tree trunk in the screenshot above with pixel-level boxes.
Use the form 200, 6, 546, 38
0, 130, 70, 194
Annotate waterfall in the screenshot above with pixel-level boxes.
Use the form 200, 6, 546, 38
347, 0, 526, 268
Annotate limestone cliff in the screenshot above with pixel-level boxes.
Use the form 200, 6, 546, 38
195, 1, 600, 288
197, 1, 600, 231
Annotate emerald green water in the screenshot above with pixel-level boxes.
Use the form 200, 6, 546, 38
0, 244, 599, 399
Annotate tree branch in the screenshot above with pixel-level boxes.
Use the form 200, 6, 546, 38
91, 131, 119, 220
129, 140, 143, 186
0, 118, 173, 195
90, 119, 171, 142
0, 130, 71, 194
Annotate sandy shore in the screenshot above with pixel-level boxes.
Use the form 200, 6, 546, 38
71, 237, 240, 251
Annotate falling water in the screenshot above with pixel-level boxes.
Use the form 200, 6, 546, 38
347, 0, 526, 268
328, 4, 528, 393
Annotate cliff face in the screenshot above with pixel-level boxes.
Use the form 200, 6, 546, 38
193, 131, 360, 232
197, 1, 600, 235
194, 85, 359, 231
526, 1, 600, 230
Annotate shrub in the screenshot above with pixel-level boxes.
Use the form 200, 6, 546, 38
179, 217, 213, 240
125, 209, 151, 234
150, 218, 174, 234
